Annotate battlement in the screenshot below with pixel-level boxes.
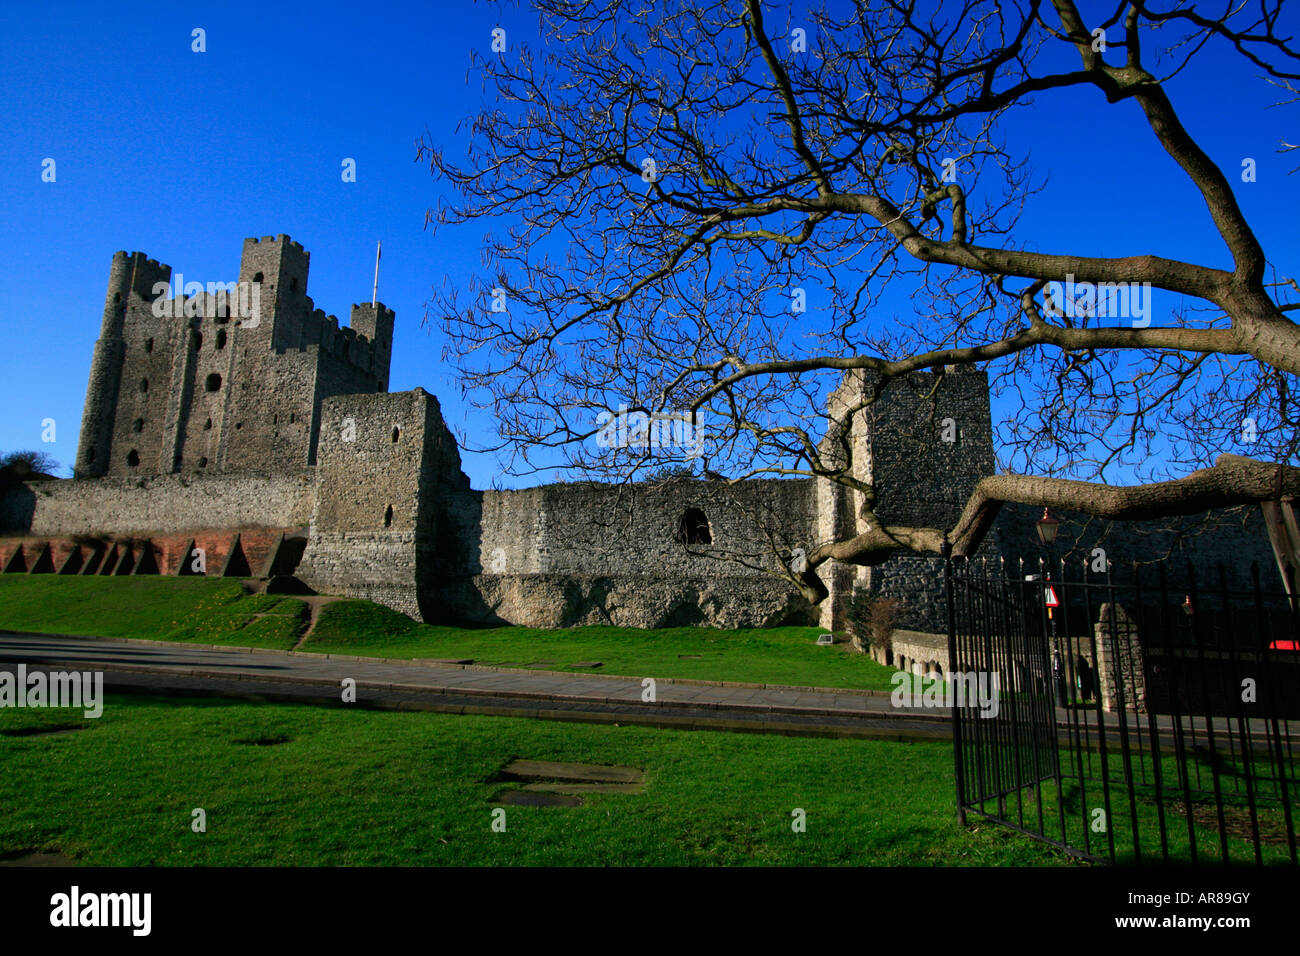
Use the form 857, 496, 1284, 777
308, 307, 340, 331
246, 234, 307, 255
112, 251, 169, 273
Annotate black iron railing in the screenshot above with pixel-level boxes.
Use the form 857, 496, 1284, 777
945, 550, 1299, 866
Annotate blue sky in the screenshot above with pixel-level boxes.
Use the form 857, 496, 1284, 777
1, 0, 1296, 489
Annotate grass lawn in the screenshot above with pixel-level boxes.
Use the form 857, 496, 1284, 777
0, 692, 1072, 866
0, 576, 307, 649
0, 576, 910, 690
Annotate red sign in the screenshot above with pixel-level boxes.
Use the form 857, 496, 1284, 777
1044, 586, 1059, 608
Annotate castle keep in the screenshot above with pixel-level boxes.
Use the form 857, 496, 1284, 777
0, 237, 1277, 635
76, 237, 393, 478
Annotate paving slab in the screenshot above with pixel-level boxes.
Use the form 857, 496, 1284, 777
502, 759, 644, 784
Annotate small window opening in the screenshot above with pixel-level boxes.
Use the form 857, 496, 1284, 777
676, 508, 712, 545
126, 450, 140, 467
205, 373, 222, 392
384, 505, 393, 528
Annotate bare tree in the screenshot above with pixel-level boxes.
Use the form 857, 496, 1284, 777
0, 450, 61, 480
420, 0, 1300, 605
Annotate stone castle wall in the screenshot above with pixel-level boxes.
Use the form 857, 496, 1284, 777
434, 478, 817, 628
475, 478, 812, 577
0, 471, 314, 537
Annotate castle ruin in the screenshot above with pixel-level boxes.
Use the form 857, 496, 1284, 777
0, 237, 1277, 634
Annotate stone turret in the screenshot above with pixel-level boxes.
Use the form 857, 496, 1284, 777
75, 251, 171, 477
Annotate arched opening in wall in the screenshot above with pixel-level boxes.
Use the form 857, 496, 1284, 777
675, 508, 712, 546
391, 426, 400, 443
205, 373, 222, 392
235, 422, 242, 430
114, 293, 121, 303
140, 378, 149, 393
252, 272, 264, 283
203, 418, 212, 431
384, 505, 393, 528
289, 413, 295, 423
132, 418, 144, 433
216, 329, 227, 350
126, 450, 139, 467
289, 277, 298, 292
145, 338, 154, 353
198, 457, 208, 469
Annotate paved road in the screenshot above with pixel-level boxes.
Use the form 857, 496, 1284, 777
0, 631, 952, 741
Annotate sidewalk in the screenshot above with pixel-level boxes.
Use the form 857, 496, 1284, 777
0, 631, 953, 741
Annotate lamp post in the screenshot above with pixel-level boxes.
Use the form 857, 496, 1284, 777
1036, 508, 1069, 709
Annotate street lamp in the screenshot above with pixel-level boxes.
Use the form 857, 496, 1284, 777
1036, 507, 1060, 548
1181, 594, 1195, 646
1035, 508, 1068, 709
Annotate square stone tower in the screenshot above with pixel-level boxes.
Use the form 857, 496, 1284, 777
295, 388, 468, 619
817, 365, 996, 629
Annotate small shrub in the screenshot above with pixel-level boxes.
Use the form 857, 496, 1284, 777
846, 588, 901, 658
646, 463, 696, 482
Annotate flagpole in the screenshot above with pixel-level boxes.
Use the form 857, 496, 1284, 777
372, 240, 381, 307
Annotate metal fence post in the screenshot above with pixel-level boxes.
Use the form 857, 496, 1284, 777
944, 541, 967, 826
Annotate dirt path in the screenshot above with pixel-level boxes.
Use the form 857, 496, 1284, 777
292, 595, 345, 649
